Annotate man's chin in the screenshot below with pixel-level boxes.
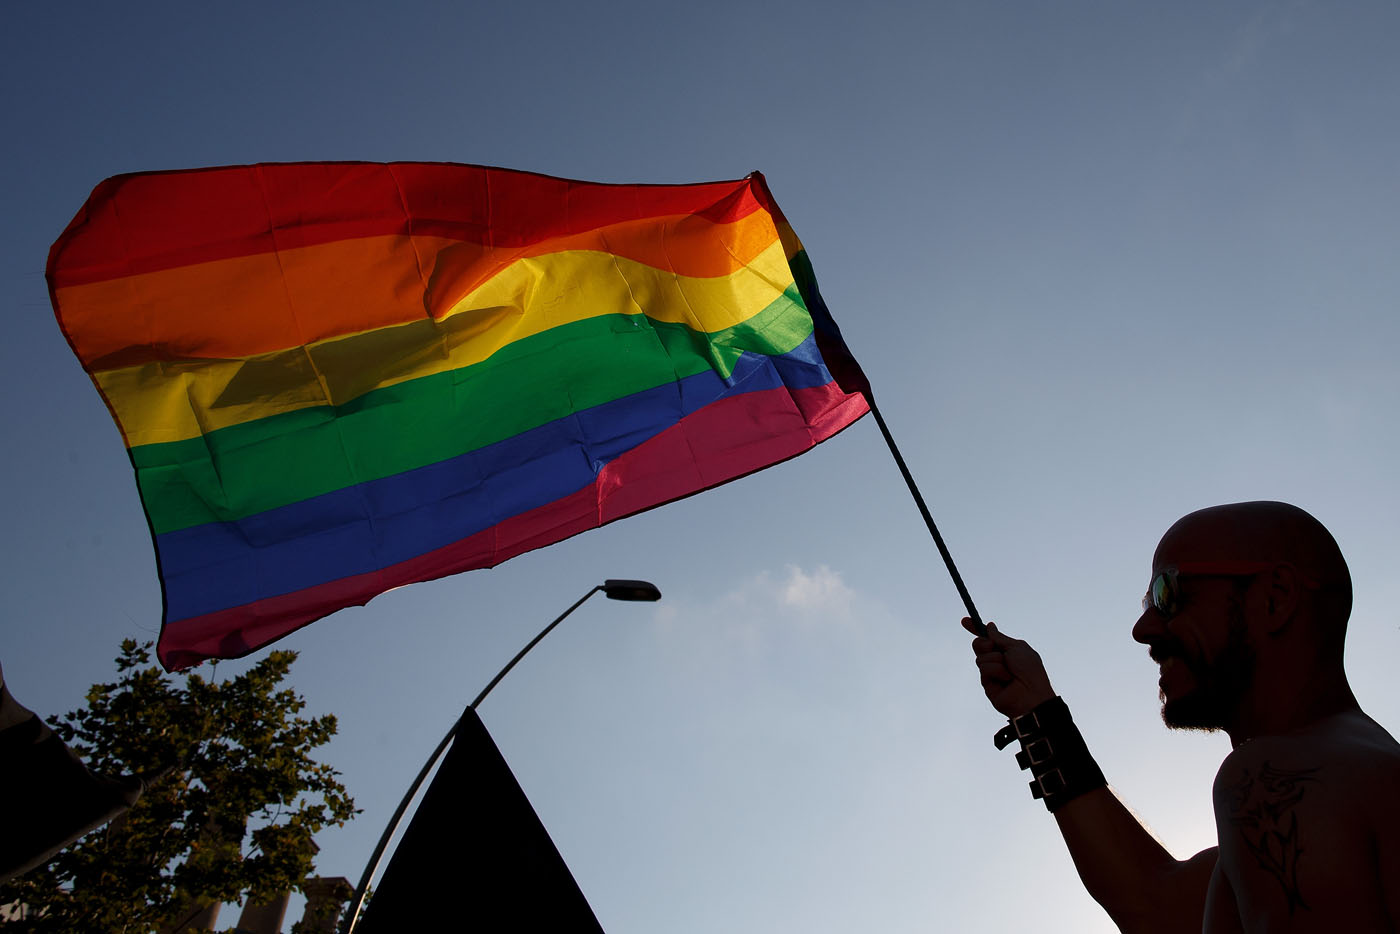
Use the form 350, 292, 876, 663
1155, 613, 1253, 733
1160, 691, 1227, 732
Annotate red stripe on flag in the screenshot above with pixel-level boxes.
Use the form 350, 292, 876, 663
49, 163, 766, 288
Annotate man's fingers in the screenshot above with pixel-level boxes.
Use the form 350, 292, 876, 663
967, 619, 1016, 650
985, 621, 1018, 647
975, 654, 1010, 681
965, 618, 1012, 643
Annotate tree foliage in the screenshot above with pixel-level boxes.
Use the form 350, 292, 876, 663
0, 640, 356, 932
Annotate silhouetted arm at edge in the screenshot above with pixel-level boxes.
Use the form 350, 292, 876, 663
963, 618, 1217, 934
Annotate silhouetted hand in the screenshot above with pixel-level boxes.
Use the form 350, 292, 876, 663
962, 618, 1056, 719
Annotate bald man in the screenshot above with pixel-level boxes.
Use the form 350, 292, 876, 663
965, 502, 1400, 932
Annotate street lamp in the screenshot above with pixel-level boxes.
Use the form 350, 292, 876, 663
342, 579, 661, 933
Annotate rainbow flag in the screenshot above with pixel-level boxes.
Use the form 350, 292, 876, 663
48, 163, 870, 670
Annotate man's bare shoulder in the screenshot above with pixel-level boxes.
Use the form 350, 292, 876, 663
1210, 711, 1399, 931
1225, 711, 1400, 790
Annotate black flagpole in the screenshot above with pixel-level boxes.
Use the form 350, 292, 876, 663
866, 399, 985, 636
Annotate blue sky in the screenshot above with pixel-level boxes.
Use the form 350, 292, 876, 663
4, 2, 1399, 931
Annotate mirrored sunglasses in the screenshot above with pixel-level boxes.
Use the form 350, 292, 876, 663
1141, 561, 1280, 619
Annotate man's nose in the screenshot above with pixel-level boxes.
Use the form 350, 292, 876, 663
1132, 607, 1165, 645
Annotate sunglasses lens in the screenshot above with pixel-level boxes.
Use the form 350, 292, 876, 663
1149, 572, 1176, 617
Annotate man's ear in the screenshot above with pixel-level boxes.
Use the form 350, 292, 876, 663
1262, 563, 1303, 634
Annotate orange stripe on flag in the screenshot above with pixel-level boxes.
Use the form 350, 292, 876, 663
58, 211, 779, 370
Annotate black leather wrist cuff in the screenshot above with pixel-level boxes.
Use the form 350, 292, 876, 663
993, 696, 1106, 813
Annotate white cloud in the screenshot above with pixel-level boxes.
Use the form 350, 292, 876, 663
779, 564, 855, 618
649, 564, 864, 663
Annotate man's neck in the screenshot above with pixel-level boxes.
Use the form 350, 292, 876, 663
1226, 668, 1360, 746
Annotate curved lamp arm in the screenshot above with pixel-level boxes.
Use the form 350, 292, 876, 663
341, 579, 660, 933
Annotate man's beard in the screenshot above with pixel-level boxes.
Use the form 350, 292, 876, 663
1155, 609, 1256, 732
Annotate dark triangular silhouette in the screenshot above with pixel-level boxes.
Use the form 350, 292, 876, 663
359, 708, 605, 931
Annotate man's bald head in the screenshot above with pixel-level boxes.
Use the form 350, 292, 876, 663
1155, 501, 1352, 633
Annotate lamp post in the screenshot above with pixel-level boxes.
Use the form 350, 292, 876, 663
341, 579, 661, 933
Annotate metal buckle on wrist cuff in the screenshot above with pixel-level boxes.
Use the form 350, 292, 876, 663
1014, 737, 1054, 770
1029, 768, 1066, 800
994, 707, 1047, 750
1011, 708, 1043, 738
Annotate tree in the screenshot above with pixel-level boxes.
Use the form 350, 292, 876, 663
0, 640, 357, 932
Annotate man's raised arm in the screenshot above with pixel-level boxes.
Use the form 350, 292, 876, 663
963, 619, 1217, 933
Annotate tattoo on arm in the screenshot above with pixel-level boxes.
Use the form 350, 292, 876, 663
1224, 761, 1320, 915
